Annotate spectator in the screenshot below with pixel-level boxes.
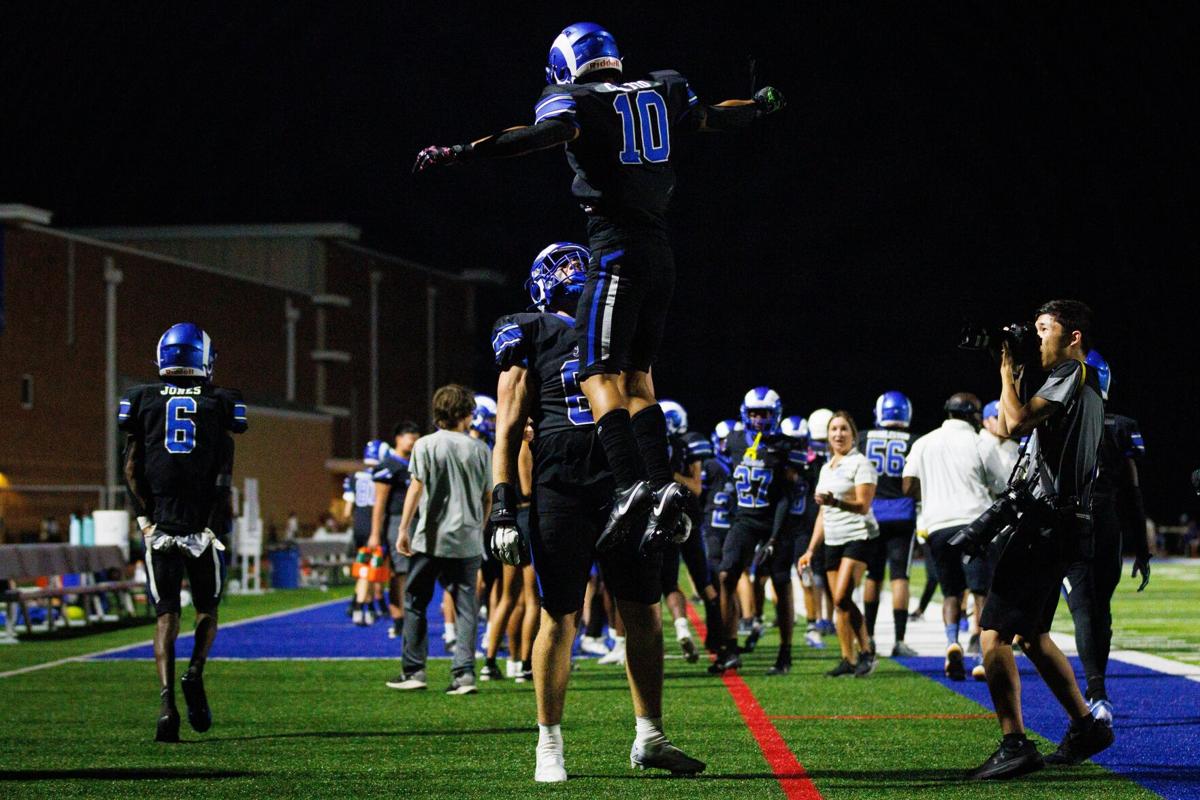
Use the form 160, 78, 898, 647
387, 385, 492, 695
979, 400, 1019, 486
799, 410, 879, 678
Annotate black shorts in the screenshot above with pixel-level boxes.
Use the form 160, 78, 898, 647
928, 525, 995, 598
980, 516, 1075, 640
866, 519, 916, 582
794, 531, 827, 580
717, 515, 771, 578
823, 538, 873, 573
146, 541, 225, 616
575, 219, 675, 379
1063, 504, 1123, 615
659, 544, 682, 595
704, 524, 729, 574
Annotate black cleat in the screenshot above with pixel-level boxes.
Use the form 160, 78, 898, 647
826, 658, 855, 677
156, 706, 180, 743
596, 481, 653, 553
854, 651, 877, 678
766, 656, 792, 676
707, 648, 742, 674
639, 483, 692, 556
1044, 719, 1115, 766
970, 738, 1044, 780
181, 669, 212, 733
740, 619, 764, 653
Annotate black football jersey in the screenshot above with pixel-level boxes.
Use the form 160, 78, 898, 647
668, 431, 712, 515
492, 312, 593, 439
371, 453, 412, 518
118, 380, 247, 534
534, 70, 699, 226
727, 430, 806, 523
858, 428, 916, 523
1092, 413, 1145, 499
700, 458, 733, 533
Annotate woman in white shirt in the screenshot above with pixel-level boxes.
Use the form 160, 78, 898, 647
799, 411, 879, 677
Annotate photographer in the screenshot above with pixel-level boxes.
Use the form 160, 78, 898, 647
970, 300, 1112, 780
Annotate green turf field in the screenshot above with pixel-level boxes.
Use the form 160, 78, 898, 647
1, 562, 1195, 799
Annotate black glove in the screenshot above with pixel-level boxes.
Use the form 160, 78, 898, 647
752, 537, 776, 570
1131, 555, 1151, 592
753, 85, 786, 116
486, 483, 528, 566
412, 143, 473, 174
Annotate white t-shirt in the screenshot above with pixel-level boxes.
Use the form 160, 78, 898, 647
978, 429, 1019, 497
816, 449, 878, 545
903, 419, 1009, 533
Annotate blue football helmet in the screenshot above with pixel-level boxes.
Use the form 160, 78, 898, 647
472, 394, 498, 441
712, 418, 742, 466
741, 387, 783, 435
527, 242, 589, 312
659, 399, 688, 435
874, 391, 913, 429
546, 23, 622, 85
157, 322, 214, 379
363, 439, 389, 466
982, 400, 1001, 420
781, 415, 810, 444
1085, 350, 1111, 401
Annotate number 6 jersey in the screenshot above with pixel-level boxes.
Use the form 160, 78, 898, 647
491, 312, 593, 439
118, 380, 247, 534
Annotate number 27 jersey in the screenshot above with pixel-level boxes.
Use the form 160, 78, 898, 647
491, 312, 592, 439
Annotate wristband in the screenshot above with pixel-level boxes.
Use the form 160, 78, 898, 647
492, 482, 518, 512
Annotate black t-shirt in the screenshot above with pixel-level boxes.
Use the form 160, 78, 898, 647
372, 453, 412, 518
700, 458, 733, 533
118, 380, 247, 534
492, 311, 593, 440
1092, 413, 1144, 499
1029, 359, 1105, 503
857, 427, 916, 523
727, 430, 807, 524
534, 70, 699, 227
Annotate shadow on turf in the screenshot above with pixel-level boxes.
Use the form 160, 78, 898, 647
0, 768, 258, 781
191, 726, 532, 744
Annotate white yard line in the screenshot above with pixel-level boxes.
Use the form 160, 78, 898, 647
0, 596, 348, 679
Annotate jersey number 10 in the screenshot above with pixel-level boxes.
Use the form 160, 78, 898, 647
613, 91, 671, 165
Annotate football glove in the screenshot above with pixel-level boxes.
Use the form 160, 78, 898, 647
1131, 555, 1151, 592
753, 85, 786, 116
412, 143, 473, 174
487, 483, 529, 566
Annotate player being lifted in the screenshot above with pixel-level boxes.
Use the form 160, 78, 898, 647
120, 323, 247, 742
414, 22, 785, 551
487, 243, 704, 781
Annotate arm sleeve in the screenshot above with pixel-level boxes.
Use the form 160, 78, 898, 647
684, 434, 713, 465
491, 315, 532, 371
117, 388, 140, 433
534, 88, 579, 126
219, 388, 249, 433
1118, 416, 1146, 460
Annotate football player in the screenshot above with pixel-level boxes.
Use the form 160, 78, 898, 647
713, 387, 808, 675
807, 408, 836, 635
349, 439, 389, 626
780, 416, 825, 648
858, 392, 919, 657
415, 23, 785, 556
367, 422, 422, 639
486, 243, 704, 781
1065, 351, 1151, 726
120, 323, 247, 742
471, 395, 498, 448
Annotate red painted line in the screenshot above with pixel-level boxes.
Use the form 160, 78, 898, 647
685, 604, 822, 800
769, 713, 994, 721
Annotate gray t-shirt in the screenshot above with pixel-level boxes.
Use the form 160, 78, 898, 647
409, 429, 491, 558
1027, 359, 1104, 503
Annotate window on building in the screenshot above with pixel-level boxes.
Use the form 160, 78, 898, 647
20, 375, 33, 410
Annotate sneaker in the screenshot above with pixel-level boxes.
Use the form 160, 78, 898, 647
155, 705, 180, 743
967, 632, 982, 656
766, 656, 792, 676
908, 610, 924, 622
630, 738, 706, 775
596, 481, 653, 553
805, 629, 825, 648
517, 665, 532, 683
1044, 718, 1115, 765
854, 651, 877, 678
679, 635, 699, 663
506, 659, 522, 678
535, 741, 568, 783
386, 670, 427, 691
388, 622, 403, 640
707, 648, 741, 674
445, 673, 479, 695
580, 635, 610, 656
639, 483, 691, 555
352, 607, 365, 626
1089, 699, 1114, 729
972, 661, 987, 681
363, 608, 376, 626
826, 658, 855, 677
480, 660, 503, 682
945, 643, 966, 681
180, 669, 212, 733
741, 619, 764, 653
970, 738, 1044, 780
598, 637, 626, 666
891, 641, 919, 657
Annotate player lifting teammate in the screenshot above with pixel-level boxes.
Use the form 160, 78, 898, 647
414, 22, 785, 553
120, 323, 247, 742
487, 242, 704, 781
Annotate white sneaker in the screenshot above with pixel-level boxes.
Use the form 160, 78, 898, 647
535, 741, 568, 783
507, 659, 521, 678
580, 635, 610, 656
385, 670, 427, 690
442, 625, 457, 647
805, 629, 825, 648
352, 608, 365, 626
445, 673, 478, 695
363, 608, 376, 626
630, 738, 706, 774
598, 637, 626, 665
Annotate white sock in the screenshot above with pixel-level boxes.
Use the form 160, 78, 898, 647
538, 723, 563, 749
674, 617, 692, 640
634, 715, 667, 747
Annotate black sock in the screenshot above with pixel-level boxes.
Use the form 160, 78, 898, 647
630, 405, 672, 488
777, 644, 792, 663
864, 599, 880, 637
1002, 732, 1027, 750
893, 608, 908, 642
1086, 681, 1107, 703
160, 686, 176, 711
186, 656, 205, 677
595, 409, 642, 490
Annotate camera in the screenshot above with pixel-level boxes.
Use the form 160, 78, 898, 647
949, 475, 1040, 557
958, 320, 1041, 366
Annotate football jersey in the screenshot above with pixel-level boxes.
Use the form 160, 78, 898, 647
727, 430, 807, 524
118, 380, 247, 534
372, 453, 412, 518
669, 431, 712, 515
858, 428, 916, 523
1092, 413, 1145, 499
491, 311, 593, 439
534, 70, 699, 226
349, 469, 377, 537
700, 458, 733, 533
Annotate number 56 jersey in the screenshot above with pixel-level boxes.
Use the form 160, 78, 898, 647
492, 312, 594, 440
118, 381, 247, 534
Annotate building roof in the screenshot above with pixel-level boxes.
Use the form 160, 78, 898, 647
68, 222, 362, 241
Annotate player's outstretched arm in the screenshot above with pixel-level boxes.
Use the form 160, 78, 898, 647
413, 119, 579, 173
689, 86, 786, 132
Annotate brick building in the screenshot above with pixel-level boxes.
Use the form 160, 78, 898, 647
0, 205, 501, 540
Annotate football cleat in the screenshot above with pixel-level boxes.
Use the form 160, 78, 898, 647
945, 643, 966, 681
579, 635, 611, 656
707, 648, 742, 674
598, 637, 626, 666
826, 658, 855, 678
596, 481, 653, 553
180, 669, 212, 733
805, 627, 825, 649
155, 705, 180, 743
1044, 719, 1115, 766
741, 618, 764, 653
639, 482, 691, 556
891, 641, 918, 657
480, 660, 504, 682
766, 654, 792, 676
445, 673, 479, 695
1089, 699, 1114, 728
386, 671, 427, 691
970, 738, 1044, 780
630, 739, 706, 775
854, 651, 877, 678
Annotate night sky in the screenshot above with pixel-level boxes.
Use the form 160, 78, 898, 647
3, 4, 1197, 521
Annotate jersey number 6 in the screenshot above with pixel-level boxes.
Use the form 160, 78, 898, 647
165, 396, 197, 454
